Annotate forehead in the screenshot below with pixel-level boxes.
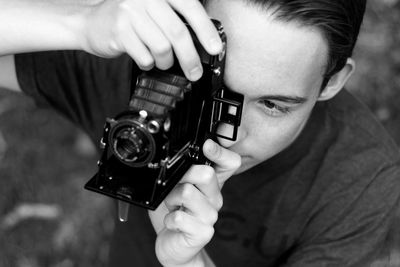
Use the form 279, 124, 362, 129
206, 0, 328, 97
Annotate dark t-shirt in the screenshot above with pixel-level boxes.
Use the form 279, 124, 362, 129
15, 51, 400, 266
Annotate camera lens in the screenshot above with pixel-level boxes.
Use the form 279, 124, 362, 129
113, 126, 153, 164
108, 115, 157, 167
115, 130, 142, 160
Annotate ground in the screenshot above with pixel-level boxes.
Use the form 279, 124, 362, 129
0, 1, 400, 266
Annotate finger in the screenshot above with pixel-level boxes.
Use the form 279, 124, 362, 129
120, 28, 155, 70
146, 0, 202, 80
127, 8, 174, 70
203, 139, 241, 172
164, 210, 214, 245
164, 183, 219, 225
179, 165, 223, 210
167, 0, 223, 55
148, 203, 169, 234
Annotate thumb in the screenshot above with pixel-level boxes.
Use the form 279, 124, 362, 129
202, 139, 241, 185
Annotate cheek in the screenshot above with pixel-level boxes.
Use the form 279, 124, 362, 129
259, 118, 306, 157
226, 109, 311, 161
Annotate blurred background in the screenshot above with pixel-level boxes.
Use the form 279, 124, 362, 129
0, 0, 400, 266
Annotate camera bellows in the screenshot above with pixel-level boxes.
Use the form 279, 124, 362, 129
130, 71, 192, 116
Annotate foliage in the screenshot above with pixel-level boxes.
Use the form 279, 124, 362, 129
348, 0, 400, 142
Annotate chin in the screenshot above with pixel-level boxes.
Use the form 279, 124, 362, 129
233, 155, 269, 175
233, 156, 255, 175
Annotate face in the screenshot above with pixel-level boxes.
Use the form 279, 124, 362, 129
205, 0, 329, 174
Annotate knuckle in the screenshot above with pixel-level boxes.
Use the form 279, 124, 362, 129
173, 210, 184, 223
168, 210, 184, 225
155, 58, 174, 70
207, 210, 219, 225
111, 15, 123, 36
200, 166, 216, 184
202, 227, 215, 243
108, 40, 122, 54
136, 57, 154, 70
168, 22, 189, 41
186, 0, 200, 9
163, 194, 174, 210
196, 227, 214, 244
113, 17, 124, 35
111, 15, 129, 45
118, 0, 132, 11
214, 194, 223, 211
152, 42, 172, 57
180, 183, 195, 201
206, 164, 216, 176
231, 154, 242, 170
169, 0, 199, 9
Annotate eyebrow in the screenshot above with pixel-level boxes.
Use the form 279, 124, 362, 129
260, 94, 308, 104
223, 84, 308, 105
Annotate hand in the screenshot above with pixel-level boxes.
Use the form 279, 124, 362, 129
82, 0, 223, 81
148, 139, 241, 266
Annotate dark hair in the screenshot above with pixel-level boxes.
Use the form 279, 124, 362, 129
242, 0, 367, 79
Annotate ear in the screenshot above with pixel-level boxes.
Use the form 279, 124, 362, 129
317, 58, 355, 101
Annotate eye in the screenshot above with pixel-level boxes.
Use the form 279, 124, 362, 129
260, 100, 290, 116
263, 100, 277, 109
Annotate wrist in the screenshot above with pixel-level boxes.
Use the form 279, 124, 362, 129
40, 1, 99, 52
164, 253, 204, 267
69, 3, 97, 53
164, 250, 215, 267
0, 0, 96, 55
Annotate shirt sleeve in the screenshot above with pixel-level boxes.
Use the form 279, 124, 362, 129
283, 162, 400, 267
15, 51, 135, 142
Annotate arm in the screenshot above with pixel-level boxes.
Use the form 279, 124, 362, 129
0, 0, 223, 91
0, 0, 87, 55
0, 1, 227, 265
0, 0, 90, 92
0, 0, 88, 92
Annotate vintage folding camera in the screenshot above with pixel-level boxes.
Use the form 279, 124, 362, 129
84, 19, 243, 219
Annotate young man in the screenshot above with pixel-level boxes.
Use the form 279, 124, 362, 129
0, 0, 399, 266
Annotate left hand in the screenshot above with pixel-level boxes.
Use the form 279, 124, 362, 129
148, 139, 241, 266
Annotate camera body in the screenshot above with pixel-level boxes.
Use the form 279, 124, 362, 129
85, 19, 243, 210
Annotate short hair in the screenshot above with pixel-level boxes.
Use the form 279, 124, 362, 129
236, 0, 367, 79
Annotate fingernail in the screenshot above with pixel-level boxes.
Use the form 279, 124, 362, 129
189, 65, 202, 81
209, 38, 222, 53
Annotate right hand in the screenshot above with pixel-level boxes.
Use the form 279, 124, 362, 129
148, 139, 241, 266
82, 0, 223, 81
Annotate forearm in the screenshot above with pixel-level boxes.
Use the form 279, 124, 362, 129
0, 0, 223, 80
0, 0, 94, 55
